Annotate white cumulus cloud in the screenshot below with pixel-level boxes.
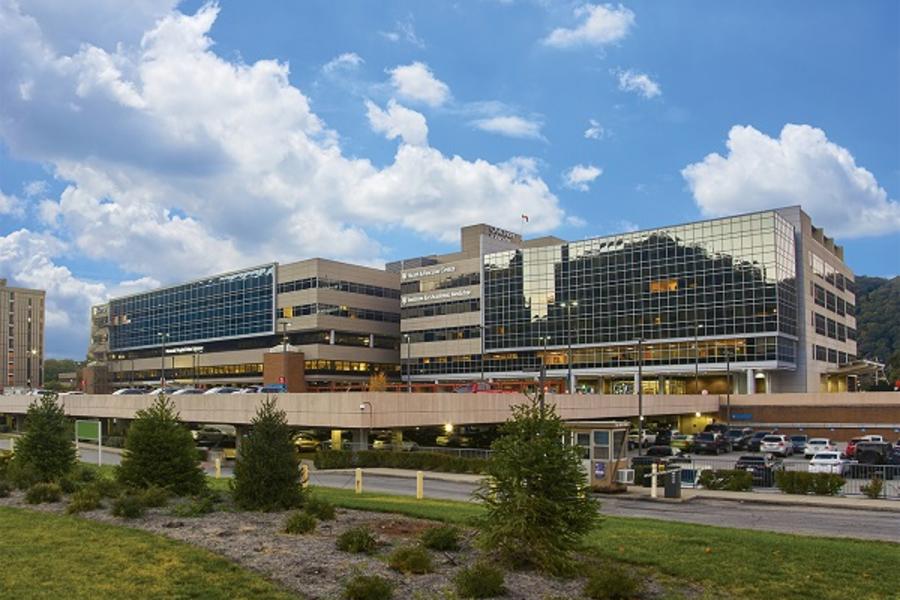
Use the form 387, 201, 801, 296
543, 3, 635, 48
615, 69, 661, 98
584, 118, 605, 140
322, 52, 363, 73
388, 62, 451, 107
0, 189, 24, 216
563, 164, 602, 191
365, 99, 428, 147
472, 116, 544, 140
682, 124, 900, 238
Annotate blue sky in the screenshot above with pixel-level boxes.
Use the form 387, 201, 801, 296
0, 0, 897, 358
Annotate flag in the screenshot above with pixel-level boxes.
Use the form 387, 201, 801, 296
521, 214, 529, 223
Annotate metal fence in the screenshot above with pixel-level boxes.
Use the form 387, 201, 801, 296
339, 442, 492, 459
638, 456, 900, 499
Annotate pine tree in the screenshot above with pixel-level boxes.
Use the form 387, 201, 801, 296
117, 395, 206, 496
232, 397, 304, 511
474, 399, 599, 575
10, 392, 76, 482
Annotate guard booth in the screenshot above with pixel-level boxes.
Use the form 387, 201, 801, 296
566, 421, 630, 492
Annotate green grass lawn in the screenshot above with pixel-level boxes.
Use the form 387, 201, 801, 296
312, 487, 900, 600
0, 507, 295, 600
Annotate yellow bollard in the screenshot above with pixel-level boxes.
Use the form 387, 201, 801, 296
355, 468, 363, 495
214, 457, 222, 479
300, 464, 309, 489
416, 470, 424, 500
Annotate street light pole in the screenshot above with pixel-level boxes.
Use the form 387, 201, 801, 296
637, 337, 644, 457
280, 320, 290, 391
157, 332, 169, 386
562, 301, 578, 394
694, 323, 704, 393
404, 334, 411, 393
726, 348, 732, 427
538, 333, 550, 412
479, 323, 485, 383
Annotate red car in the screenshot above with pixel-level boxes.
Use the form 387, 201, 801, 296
844, 437, 864, 459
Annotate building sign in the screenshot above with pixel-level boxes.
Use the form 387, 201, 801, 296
485, 225, 519, 243
731, 412, 753, 421
401, 265, 457, 281
401, 288, 472, 305
165, 345, 205, 354
593, 461, 606, 479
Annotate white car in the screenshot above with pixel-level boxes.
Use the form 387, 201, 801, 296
203, 386, 241, 394
860, 435, 884, 443
808, 452, 849, 475
760, 435, 793, 457
804, 438, 837, 458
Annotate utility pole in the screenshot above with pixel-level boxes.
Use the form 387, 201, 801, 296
157, 332, 169, 386
637, 337, 644, 456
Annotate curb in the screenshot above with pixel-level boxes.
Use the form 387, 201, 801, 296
618, 487, 900, 512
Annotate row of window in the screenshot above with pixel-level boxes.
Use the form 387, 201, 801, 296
809, 253, 854, 294
401, 298, 481, 320
277, 276, 400, 299
400, 272, 480, 295
812, 344, 853, 365
110, 360, 400, 382
812, 312, 857, 342
812, 283, 855, 317
277, 303, 400, 323
404, 325, 481, 344
403, 337, 796, 376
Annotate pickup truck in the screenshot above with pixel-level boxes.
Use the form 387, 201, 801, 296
846, 442, 900, 480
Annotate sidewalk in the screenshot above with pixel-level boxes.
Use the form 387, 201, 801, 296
623, 484, 900, 512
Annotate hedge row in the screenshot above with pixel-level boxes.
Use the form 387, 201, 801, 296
698, 469, 753, 492
775, 471, 845, 496
314, 450, 487, 474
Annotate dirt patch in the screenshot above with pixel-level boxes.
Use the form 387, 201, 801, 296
0, 490, 675, 599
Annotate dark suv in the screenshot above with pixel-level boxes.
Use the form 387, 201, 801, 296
748, 431, 774, 452
725, 428, 753, 451
692, 432, 732, 455
734, 454, 783, 487
847, 442, 900, 480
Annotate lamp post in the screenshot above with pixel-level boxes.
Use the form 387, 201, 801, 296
404, 334, 411, 393
157, 332, 169, 386
694, 323, 704, 393
560, 300, 578, 394
636, 337, 645, 456
725, 347, 732, 427
479, 323, 485, 383
280, 320, 291, 391
538, 333, 550, 412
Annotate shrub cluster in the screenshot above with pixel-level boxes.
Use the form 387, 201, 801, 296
25, 482, 62, 504
342, 574, 393, 600
0, 449, 11, 480
775, 471, 845, 496
454, 562, 506, 598
112, 493, 147, 519
304, 495, 336, 521
140, 485, 171, 508
0, 480, 12, 498
314, 450, 486, 474
697, 469, 753, 492
861, 477, 884, 500
388, 545, 433, 574
170, 494, 217, 517
66, 488, 103, 514
583, 564, 642, 600
420, 524, 461, 551
284, 511, 317, 534
336, 526, 378, 554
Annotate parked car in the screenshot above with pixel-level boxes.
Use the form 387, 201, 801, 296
804, 438, 837, 458
645, 445, 682, 458
260, 384, 287, 393
844, 437, 865, 459
203, 386, 241, 394
748, 431, 774, 452
170, 388, 204, 395
788, 435, 809, 455
860, 435, 885, 443
293, 432, 321, 451
704, 423, 730, 435
112, 388, 146, 395
193, 424, 236, 447
146, 386, 181, 396
692, 432, 732, 455
654, 428, 674, 446
670, 433, 695, 452
760, 435, 794, 457
808, 452, 849, 475
725, 428, 753, 450
846, 443, 900, 480
372, 434, 419, 452
26, 388, 52, 396
238, 385, 262, 394
628, 429, 657, 449
734, 454, 783, 486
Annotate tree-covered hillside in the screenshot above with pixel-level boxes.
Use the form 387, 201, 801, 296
855, 276, 899, 384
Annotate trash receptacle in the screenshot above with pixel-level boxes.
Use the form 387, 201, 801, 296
663, 468, 682, 498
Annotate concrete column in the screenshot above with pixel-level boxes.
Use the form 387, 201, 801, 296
369, 334, 375, 348
351, 428, 368, 451
391, 429, 403, 449
13, 414, 25, 432
330, 429, 343, 450
330, 330, 335, 345
746, 369, 756, 395
633, 372, 640, 394
234, 425, 248, 458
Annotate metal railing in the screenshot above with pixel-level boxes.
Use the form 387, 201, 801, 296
634, 455, 900, 499
337, 442, 492, 459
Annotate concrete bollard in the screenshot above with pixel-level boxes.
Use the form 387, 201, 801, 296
416, 470, 424, 500
300, 464, 309, 489
651, 463, 658, 499
8, 437, 13, 455
355, 468, 363, 495
214, 457, 222, 479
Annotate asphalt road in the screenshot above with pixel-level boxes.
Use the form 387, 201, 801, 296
309, 471, 900, 542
